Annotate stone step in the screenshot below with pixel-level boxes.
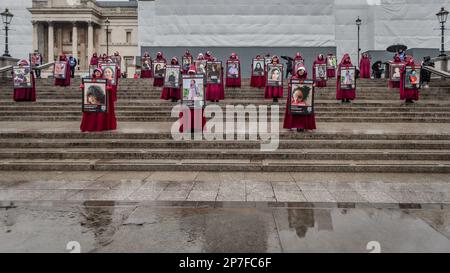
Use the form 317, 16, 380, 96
1, 158, 449, 173
1, 148, 449, 161
1, 138, 448, 150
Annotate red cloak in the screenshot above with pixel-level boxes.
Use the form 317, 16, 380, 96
399, 59, 420, 101
313, 55, 327, 88
225, 53, 241, 88
13, 70, 36, 102
336, 54, 356, 101
264, 56, 283, 99
54, 55, 71, 87
359, 54, 371, 79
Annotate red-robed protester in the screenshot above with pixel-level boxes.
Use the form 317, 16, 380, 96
182, 49, 193, 74
225, 52, 241, 88
283, 66, 316, 132
388, 54, 404, 88
161, 57, 181, 102
204, 51, 214, 61
250, 55, 265, 88
80, 68, 117, 132
179, 64, 206, 133
13, 60, 36, 102
327, 53, 336, 78
264, 55, 283, 102
400, 56, 419, 104
359, 53, 371, 79
141, 52, 153, 78
336, 54, 356, 103
205, 51, 225, 102
153, 52, 167, 87
90, 53, 99, 66
312, 54, 327, 88
54, 54, 71, 87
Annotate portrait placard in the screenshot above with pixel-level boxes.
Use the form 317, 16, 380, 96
53, 61, 67, 80
226, 61, 240, 79
264, 57, 272, 69
315, 64, 328, 80
289, 79, 314, 115
182, 56, 193, 71
182, 74, 205, 109
404, 66, 421, 89
389, 63, 403, 82
82, 78, 108, 113
29, 53, 41, 67
327, 56, 337, 69
339, 66, 356, 90
153, 61, 166, 78
141, 57, 152, 71
13, 66, 32, 88
252, 59, 265, 76
266, 64, 283, 87
164, 65, 182, 88
100, 63, 117, 86
195, 60, 207, 76
206, 61, 222, 84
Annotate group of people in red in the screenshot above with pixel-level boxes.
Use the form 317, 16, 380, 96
11, 48, 422, 134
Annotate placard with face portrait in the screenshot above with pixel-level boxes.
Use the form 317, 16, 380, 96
315, 64, 328, 80
327, 56, 337, 69
264, 57, 272, 69
289, 79, 314, 115
141, 57, 152, 71
153, 61, 166, 78
252, 59, 265, 76
29, 53, 41, 67
182, 56, 193, 71
99, 63, 117, 86
13, 65, 32, 88
182, 74, 205, 109
339, 66, 356, 90
266, 64, 283, 87
206, 61, 222, 84
226, 61, 240, 79
82, 78, 108, 113
53, 61, 67, 80
164, 65, 181, 88
390, 63, 403, 82
195, 60, 207, 76
404, 66, 421, 89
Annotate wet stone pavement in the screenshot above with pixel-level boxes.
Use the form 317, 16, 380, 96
0, 171, 450, 252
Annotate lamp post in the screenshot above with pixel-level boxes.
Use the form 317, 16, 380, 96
436, 7, 449, 57
356, 17, 362, 66
1, 8, 14, 57
105, 17, 110, 57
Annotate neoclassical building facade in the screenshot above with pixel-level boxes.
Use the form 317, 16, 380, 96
29, 0, 138, 72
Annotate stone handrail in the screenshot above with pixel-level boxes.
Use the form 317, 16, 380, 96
422, 65, 450, 78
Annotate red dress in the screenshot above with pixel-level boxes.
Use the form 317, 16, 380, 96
336, 54, 356, 101
54, 58, 71, 87
161, 61, 181, 101
206, 66, 224, 101
80, 82, 117, 132
13, 71, 36, 102
250, 58, 265, 88
313, 56, 327, 88
225, 58, 241, 88
327, 54, 336, 78
400, 62, 419, 101
283, 72, 316, 130
359, 55, 371, 79
153, 56, 166, 87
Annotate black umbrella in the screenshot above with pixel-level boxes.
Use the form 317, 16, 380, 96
386, 44, 407, 53
281, 56, 294, 61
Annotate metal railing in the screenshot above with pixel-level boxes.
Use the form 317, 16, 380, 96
0, 62, 54, 73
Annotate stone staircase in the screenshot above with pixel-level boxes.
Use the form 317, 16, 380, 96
0, 77, 450, 172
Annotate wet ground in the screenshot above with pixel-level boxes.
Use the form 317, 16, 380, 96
1, 201, 449, 253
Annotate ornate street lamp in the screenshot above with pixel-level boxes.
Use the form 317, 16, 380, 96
356, 17, 362, 65
1, 8, 14, 57
105, 17, 110, 56
436, 7, 449, 56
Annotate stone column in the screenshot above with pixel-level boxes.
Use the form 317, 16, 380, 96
48, 21, 54, 62
87, 21, 94, 62
32, 21, 39, 51
72, 22, 78, 59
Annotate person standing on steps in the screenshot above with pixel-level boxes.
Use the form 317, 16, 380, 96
336, 54, 356, 104
264, 55, 283, 103
313, 54, 327, 88
400, 56, 420, 104
359, 53, 371, 79
283, 66, 316, 133
54, 54, 71, 87
161, 56, 181, 102
69, 55, 78, 78
153, 52, 167, 87
12, 59, 36, 102
225, 52, 241, 88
